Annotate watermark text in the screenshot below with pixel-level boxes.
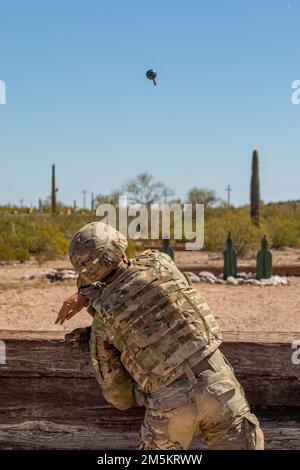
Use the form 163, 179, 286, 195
96, 197, 204, 250
0, 80, 6, 104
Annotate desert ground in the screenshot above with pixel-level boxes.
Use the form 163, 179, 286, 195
0, 249, 299, 334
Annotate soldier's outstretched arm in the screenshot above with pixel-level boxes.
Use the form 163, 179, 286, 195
55, 292, 86, 325
90, 315, 136, 411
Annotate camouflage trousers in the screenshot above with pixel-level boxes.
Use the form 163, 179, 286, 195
138, 348, 264, 450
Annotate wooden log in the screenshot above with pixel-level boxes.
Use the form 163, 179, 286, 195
0, 330, 299, 449
1, 330, 299, 405
1, 416, 300, 450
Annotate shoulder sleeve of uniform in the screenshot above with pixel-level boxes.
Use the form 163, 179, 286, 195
157, 251, 175, 264
138, 249, 174, 263
183, 272, 193, 286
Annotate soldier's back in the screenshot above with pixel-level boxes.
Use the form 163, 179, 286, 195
92, 250, 222, 393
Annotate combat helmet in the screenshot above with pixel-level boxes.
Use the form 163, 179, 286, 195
69, 222, 128, 284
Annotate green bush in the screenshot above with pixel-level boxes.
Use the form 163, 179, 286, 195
0, 204, 299, 262
204, 208, 267, 256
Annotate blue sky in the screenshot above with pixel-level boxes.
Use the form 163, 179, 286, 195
0, 0, 299, 207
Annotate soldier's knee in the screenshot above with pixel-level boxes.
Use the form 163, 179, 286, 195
104, 389, 135, 410
139, 437, 184, 450
210, 413, 264, 450
139, 419, 184, 450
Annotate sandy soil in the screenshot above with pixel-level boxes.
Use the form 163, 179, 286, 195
0, 254, 299, 333
175, 246, 300, 268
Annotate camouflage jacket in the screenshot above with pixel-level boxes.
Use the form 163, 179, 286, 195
88, 250, 222, 409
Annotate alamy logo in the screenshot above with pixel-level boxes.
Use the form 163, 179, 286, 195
96, 197, 204, 250
291, 80, 300, 105
0, 340, 6, 364
0, 80, 6, 104
292, 340, 300, 365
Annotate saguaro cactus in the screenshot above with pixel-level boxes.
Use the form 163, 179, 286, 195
223, 232, 237, 279
51, 164, 58, 214
38, 198, 43, 213
256, 235, 272, 280
160, 238, 175, 260
250, 150, 260, 226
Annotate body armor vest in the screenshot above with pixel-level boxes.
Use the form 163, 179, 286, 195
91, 251, 222, 393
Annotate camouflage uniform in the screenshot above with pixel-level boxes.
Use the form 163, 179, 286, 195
69, 222, 264, 450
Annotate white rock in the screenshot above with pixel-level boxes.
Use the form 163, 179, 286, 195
22, 268, 78, 282
215, 278, 226, 284
272, 275, 288, 286
200, 276, 215, 284
199, 271, 216, 281
184, 272, 201, 283
246, 273, 255, 279
244, 279, 262, 286
272, 275, 283, 285
260, 275, 288, 287
226, 276, 238, 286
260, 278, 274, 286
60, 273, 78, 280
236, 277, 245, 284
237, 272, 247, 279
29, 271, 48, 280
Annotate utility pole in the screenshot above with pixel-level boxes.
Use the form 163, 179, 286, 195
73, 200, 77, 211
82, 189, 87, 210
226, 185, 232, 207
51, 164, 58, 214
163, 188, 168, 204
19, 198, 24, 208
91, 192, 95, 211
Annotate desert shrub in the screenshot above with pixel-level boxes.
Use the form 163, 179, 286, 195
266, 216, 300, 248
125, 239, 136, 258
14, 247, 31, 262
0, 216, 72, 262
0, 205, 299, 262
204, 208, 267, 256
0, 243, 16, 260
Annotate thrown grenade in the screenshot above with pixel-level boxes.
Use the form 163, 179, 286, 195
146, 69, 157, 86
256, 235, 272, 280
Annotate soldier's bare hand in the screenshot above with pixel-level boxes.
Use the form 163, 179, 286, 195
55, 292, 86, 325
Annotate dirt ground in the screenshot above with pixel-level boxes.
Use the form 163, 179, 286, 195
175, 246, 300, 268
0, 251, 299, 333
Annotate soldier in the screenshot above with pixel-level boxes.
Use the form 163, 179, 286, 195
56, 222, 264, 450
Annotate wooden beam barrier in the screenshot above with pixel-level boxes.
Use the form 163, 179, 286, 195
0, 330, 299, 449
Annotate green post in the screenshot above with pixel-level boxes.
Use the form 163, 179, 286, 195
160, 238, 175, 261
256, 235, 272, 279
223, 232, 237, 279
